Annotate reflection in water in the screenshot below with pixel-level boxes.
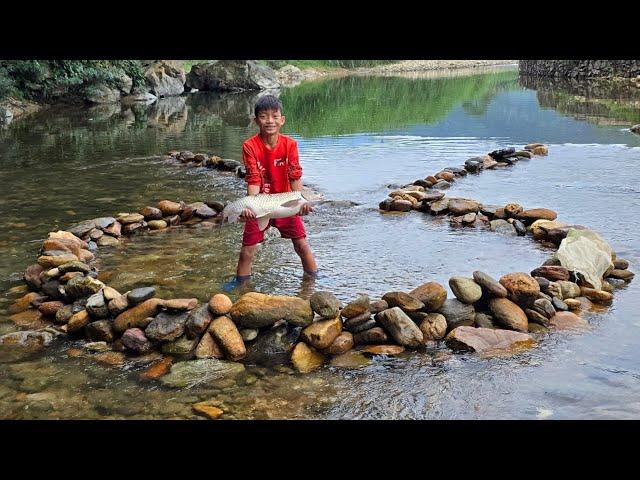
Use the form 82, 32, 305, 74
520, 74, 640, 126
1, 69, 640, 419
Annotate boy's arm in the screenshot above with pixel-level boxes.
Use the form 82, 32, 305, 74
287, 142, 313, 215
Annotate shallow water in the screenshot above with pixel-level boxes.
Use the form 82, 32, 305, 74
1, 67, 639, 419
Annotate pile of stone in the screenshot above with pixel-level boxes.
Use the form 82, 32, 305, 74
379, 143, 548, 213
162, 150, 246, 178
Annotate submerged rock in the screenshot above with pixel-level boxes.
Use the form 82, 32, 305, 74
445, 326, 535, 355
160, 358, 245, 388
291, 342, 324, 373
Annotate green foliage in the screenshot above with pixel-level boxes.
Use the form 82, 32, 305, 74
263, 60, 399, 70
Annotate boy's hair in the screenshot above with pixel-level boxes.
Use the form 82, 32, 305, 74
254, 95, 283, 117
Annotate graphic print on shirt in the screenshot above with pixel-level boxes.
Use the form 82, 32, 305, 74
256, 160, 270, 193
274, 157, 286, 167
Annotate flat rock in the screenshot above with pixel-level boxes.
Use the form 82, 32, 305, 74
323, 331, 354, 355
160, 358, 245, 388
472, 271, 508, 298
445, 326, 535, 355
127, 287, 156, 305
549, 311, 589, 330
340, 295, 370, 319
185, 305, 214, 339
230, 292, 312, 328
499, 272, 540, 306
381, 291, 424, 312
360, 345, 405, 356
353, 327, 388, 345
114, 298, 165, 333
530, 266, 570, 282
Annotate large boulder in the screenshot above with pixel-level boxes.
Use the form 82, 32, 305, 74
185, 60, 281, 92
230, 292, 313, 328
445, 326, 535, 355
144, 60, 186, 97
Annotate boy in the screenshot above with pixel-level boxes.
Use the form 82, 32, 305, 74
224, 95, 318, 290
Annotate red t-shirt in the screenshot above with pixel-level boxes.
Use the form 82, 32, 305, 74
242, 133, 303, 193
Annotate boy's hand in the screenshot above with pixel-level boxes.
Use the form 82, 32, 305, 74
298, 203, 314, 216
240, 208, 256, 221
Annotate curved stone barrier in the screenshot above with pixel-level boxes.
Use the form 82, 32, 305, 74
1, 144, 635, 386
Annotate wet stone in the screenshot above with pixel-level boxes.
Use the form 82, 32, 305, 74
344, 311, 373, 330
309, 291, 342, 319
145, 311, 189, 342
86, 292, 108, 319
160, 359, 245, 388
85, 320, 115, 342
552, 297, 569, 311
185, 305, 213, 339
348, 318, 377, 334
122, 328, 152, 354
127, 287, 156, 306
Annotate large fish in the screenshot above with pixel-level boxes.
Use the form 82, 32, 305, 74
221, 191, 310, 231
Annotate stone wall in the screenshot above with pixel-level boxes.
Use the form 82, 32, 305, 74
519, 60, 640, 79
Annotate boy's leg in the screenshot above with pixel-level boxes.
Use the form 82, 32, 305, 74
273, 216, 318, 275
292, 237, 318, 275
237, 244, 258, 277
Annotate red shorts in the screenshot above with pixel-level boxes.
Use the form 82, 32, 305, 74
242, 215, 307, 246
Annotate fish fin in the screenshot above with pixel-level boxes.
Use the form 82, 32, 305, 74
256, 216, 270, 231
281, 199, 302, 208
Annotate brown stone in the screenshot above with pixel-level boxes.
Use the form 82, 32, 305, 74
103, 221, 122, 237
60, 271, 82, 282
230, 292, 313, 328
24, 264, 45, 290
43, 238, 82, 257
504, 203, 523, 218
38, 301, 65, 317
418, 313, 447, 341
291, 342, 324, 373
426, 175, 438, 185
208, 293, 233, 315
9, 310, 48, 330
94, 351, 126, 367
165, 298, 198, 311
436, 171, 455, 182
122, 222, 144, 234
613, 259, 629, 270
108, 294, 129, 316
47, 231, 88, 248
530, 266, 570, 282
341, 295, 370, 319
607, 269, 634, 281
113, 298, 165, 332
549, 311, 589, 330
518, 208, 558, 222
78, 249, 94, 263
360, 345, 405, 356
564, 298, 583, 310
140, 206, 163, 220
579, 287, 613, 304
117, 213, 145, 225
409, 282, 447, 311
192, 403, 224, 420
301, 316, 343, 350
472, 271, 508, 298
148, 220, 168, 230
382, 291, 424, 312
499, 272, 540, 305
9, 292, 45, 314
448, 198, 480, 216
532, 145, 548, 155
445, 326, 535, 355
157, 200, 183, 215
353, 327, 388, 345
139, 356, 174, 381
323, 331, 354, 355
208, 316, 246, 361
67, 309, 90, 333
37, 253, 79, 268
489, 298, 529, 332
195, 333, 224, 359
390, 199, 413, 212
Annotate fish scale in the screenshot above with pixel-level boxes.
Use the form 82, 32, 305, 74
221, 191, 309, 230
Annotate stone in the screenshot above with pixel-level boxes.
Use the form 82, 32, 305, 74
38, 301, 65, 317
379, 198, 393, 211
194, 205, 216, 218
78, 249, 95, 263
145, 311, 189, 342
117, 213, 145, 225
309, 291, 341, 319
102, 221, 122, 238
86, 292, 108, 319
360, 345, 405, 356
301, 316, 343, 350
291, 342, 324, 373
160, 358, 245, 388
240, 329, 258, 342
341, 295, 370, 319
483, 156, 498, 169
552, 297, 569, 311
323, 332, 354, 355
613, 259, 629, 270
607, 269, 634, 281
557, 280, 581, 299
185, 305, 214, 339
564, 299, 582, 310
243, 324, 300, 366
429, 198, 450, 214
549, 311, 589, 330
489, 147, 516, 159
418, 313, 447, 341
161, 336, 198, 358
230, 292, 312, 328
353, 327, 388, 345
448, 199, 480, 216
472, 271, 508, 298
517, 208, 557, 222
157, 200, 182, 216
474, 313, 495, 329
504, 203, 523, 218
445, 326, 535, 355
579, 287, 613, 304
193, 403, 224, 420
139, 356, 174, 381
0, 330, 53, 349
512, 219, 527, 236
55, 304, 75, 324
165, 298, 198, 311
409, 282, 447, 311
67, 310, 90, 333
166, 215, 180, 226
432, 180, 450, 190
94, 350, 127, 367
369, 300, 389, 314
41, 280, 63, 300
148, 220, 168, 230
499, 272, 540, 306
127, 287, 156, 305
140, 206, 163, 220
462, 213, 476, 224
56, 261, 91, 275
437, 299, 475, 331
533, 298, 556, 318
208, 293, 233, 315
85, 320, 115, 342
526, 309, 550, 326
489, 298, 528, 332
9, 310, 49, 330
9, 292, 44, 314
329, 351, 371, 369
24, 264, 45, 290
122, 328, 152, 353
60, 272, 82, 283
97, 235, 120, 247
65, 275, 105, 299
376, 307, 424, 348
449, 277, 482, 304
421, 191, 446, 203
37, 253, 79, 268
530, 220, 567, 239
382, 291, 424, 312
121, 221, 145, 234
114, 298, 165, 332
528, 323, 548, 334
108, 294, 129, 316
101, 286, 120, 301
195, 333, 224, 359
436, 171, 455, 182
390, 199, 412, 212
205, 200, 225, 213
186, 60, 280, 92
530, 266, 570, 282
532, 146, 548, 155
344, 311, 373, 331
348, 319, 377, 333
208, 316, 246, 361
490, 219, 517, 235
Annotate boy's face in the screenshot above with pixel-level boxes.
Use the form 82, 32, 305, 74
255, 108, 285, 135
